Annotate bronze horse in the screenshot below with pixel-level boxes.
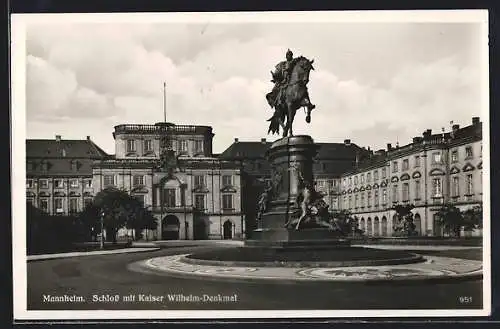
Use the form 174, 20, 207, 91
266, 56, 316, 137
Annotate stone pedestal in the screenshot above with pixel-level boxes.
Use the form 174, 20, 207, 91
245, 135, 350, 249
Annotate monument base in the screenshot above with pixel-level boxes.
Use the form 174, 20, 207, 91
245, 228, 351, 249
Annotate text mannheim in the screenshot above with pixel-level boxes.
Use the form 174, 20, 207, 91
26, 117, 483, 240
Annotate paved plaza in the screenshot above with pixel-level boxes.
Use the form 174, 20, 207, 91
27, 244, 483, 310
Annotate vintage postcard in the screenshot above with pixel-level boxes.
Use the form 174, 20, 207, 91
11, 10, 490, 321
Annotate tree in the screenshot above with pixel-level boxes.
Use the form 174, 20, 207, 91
125, 203, 157, 241
331, 209, 362, 236
435, 204, 464, 238
92, 187, 138, 243
392, 204, 417, 236
462, 204, 483, 231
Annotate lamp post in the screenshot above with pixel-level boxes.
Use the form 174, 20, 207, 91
100, 210, 105, 250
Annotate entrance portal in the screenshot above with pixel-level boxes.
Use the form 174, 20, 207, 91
162, 215, 180, 240
223, 220, 233, 239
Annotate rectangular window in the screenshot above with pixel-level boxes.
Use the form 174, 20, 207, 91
144, 140, 153, 152
374, 190, 379, 205
26, 179, 33, 188
69, 198, 78, 213
433, 178, 442, 197
70, 179, 79, 188
360, 193, 365, 207
195, 194, 205, 210
349, 178, 352, 186
415, 180, 421, 199
194, 175, 205, 188
329, 180, 335, 188
393, 161, 398, 173
163, 189, 176, 208
361, 174, 365, 184
85, 179, 92, 188
452, 176, 460, 197
382, 168, 387, 179
432, 152, 442, 164
451, 150, 458, 163
392, 185, 398, 202
382, 189, 387, 204
348, 196, 352, 209
39, 179, 48, 189
126, 139, 136, 152
54, 179, 64, 188
222, 194, 233, 210
354, 176, 358, 185
367, 192, 371, 206
54, 198, 64, 214
354, 195, 358, 208
402, 183, 409, 201
222, 175, 232, 187
27, 199, 33, 207
103, 175, 115, 187
194, 140, 204, 153
402, 159, 409, 170
467, 174, 473, 195
133, 175, 144, 186
374, 170, 379, 180
367, 173, 371, 182
40, 199, 49, 212
179, 140, 188, 153
414, 155, 420, 167
465, 146, 473, 158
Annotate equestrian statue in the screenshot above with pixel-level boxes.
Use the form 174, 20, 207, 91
266, 49, 316, 137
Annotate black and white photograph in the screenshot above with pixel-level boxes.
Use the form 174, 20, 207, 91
11, 10, 490, 320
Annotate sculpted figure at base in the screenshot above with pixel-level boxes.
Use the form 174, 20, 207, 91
266, 49, 316, 137
256, 186, 272, 222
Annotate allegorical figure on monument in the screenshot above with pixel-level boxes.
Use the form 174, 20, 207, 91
266, 49, 316, 137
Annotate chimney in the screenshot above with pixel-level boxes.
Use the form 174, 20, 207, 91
86, 136, 91, 141
344, 139, 351, 146
234, 138, 239, 143
472, 117, 480, 125
261, 138, 266, 144
452, 124, 460, 132
423, 129, 432, 138
387, 143, 392, 151
55, 135, 61, 142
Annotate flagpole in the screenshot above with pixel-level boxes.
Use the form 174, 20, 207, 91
163, 82, 167, 123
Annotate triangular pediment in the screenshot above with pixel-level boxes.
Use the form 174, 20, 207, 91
360, 186, 365, 191
366, 185, 372, 190
391, 176, 399, 183
429, 168, 445, 176
54, 191, 66, 197
463, 163, 475, 172
131, 186, 149, 194
400, 173, 410, 181
39, 191, 50, 197
347, 189, 352, 194
450, 166, 460, 174
69, 191, 81, 196
192, 186, 210, 193
380, 181, 387, 187
477, 162, 482, 169
220, 186, 237, 193
373, 183, 379, 189
412, 171, 422, 179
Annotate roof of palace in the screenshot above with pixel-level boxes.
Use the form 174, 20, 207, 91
26, 138, 108, 176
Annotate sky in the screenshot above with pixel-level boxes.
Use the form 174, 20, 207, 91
22, 13, 487, 155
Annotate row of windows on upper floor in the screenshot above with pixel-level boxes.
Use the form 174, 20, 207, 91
27, 178, 93, 189
125, 139, 204, 154
27, 197, 94, 214
27, 160, 83, 172
342, 173, 477, 209
158, 188, 236, 210
100, 174, 236, 189
343, 144, 481, 187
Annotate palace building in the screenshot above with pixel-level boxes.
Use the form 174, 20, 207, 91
26, 117, 483, 240
26, 136, 108, 215
91, 122, 243, 240
339, 117, 483, 237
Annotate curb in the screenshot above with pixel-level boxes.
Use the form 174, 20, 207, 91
27, 247, 160, 262
129, 259, 482, 286
180, 254, 425, 268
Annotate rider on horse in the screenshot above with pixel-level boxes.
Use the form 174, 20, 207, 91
266, 49, 316, 137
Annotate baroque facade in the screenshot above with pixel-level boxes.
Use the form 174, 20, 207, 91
26, 136, 108, 215
92, 122, 243, 240
339, 117, 483, 237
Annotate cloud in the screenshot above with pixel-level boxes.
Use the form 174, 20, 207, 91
24, 20, 484, 155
